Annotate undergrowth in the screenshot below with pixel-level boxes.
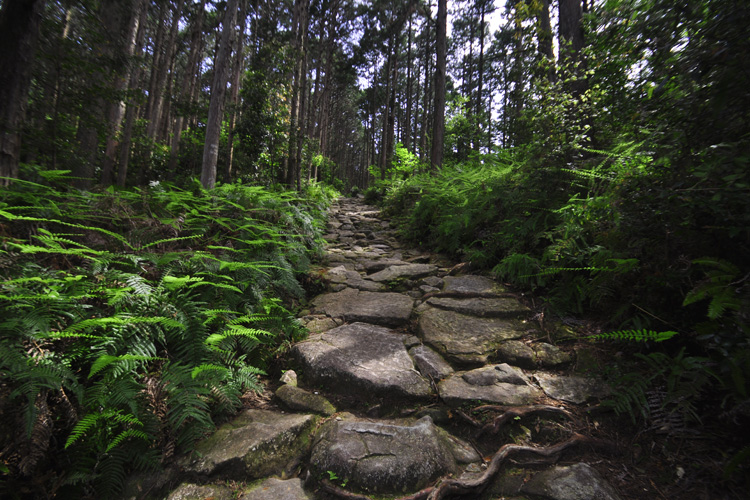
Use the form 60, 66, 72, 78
0, 176, 335, 498
378, 145, 750, 481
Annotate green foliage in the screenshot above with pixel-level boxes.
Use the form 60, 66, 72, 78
587, 330, 678, 343
0, 180, 329, 496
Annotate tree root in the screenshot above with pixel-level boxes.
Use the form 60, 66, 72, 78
318, 432, 614, 500
472, 404, 574, 436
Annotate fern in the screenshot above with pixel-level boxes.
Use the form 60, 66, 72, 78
587, 329, 678, 343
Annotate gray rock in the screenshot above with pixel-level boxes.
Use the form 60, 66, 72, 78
302, 315, 341, 334
310, 415, 473, 494
420, 276, 444, 288
311, 288, 414, 327
535, 373, 611, 404
496, 341, 575, 369
418, 306, 527, 366
280, 370, 298, 386
442, 275, 505, 295
184, 409, 317, 479
409, 345, 454, 379
534, 343, 575, 367
367, 263, 438, 282
419, 285, 440, 294
240, 478, 313, 500
362, 259, 410, 273
426, 296, 530, 318
521, 463, 622, 500
439, 366, 542, 406
275, 384, 336, 416
496, 340, 537, 369
460, 363, 527, 386
167, 483, 233, 500
292, 323, 433, 399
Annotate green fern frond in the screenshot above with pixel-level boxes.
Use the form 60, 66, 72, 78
587, 329, 678, 343
63, 316, 184, 334
104, 429, 150, 453
205, 326, 270, 348
89, 354, 164, 379
191, 363, 229, 380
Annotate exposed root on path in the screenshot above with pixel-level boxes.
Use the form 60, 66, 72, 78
471, 404, 574, 436
318, 433, 615, 500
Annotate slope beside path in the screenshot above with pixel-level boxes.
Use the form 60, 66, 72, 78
140, 197, 622, 500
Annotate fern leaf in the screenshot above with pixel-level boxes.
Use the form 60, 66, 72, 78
587, 329, 678, 343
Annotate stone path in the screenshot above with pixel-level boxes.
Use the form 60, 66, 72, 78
157, 197, 620, 500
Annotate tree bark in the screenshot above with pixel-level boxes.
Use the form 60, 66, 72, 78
224, 0, 248, 184
167, 0, 206, 180
117, 1, 149, 187
559, 0, 585, 95
0, 0, 46, 185
101, 0, 148, 185
430, 0, 447, 170
200, 0, 239, 189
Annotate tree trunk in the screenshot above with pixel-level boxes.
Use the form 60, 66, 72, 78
167, 0, 206, 180
537, 0, 555, 82
117, 2, 149, 187
430, 0, 447, 170
0, 0, 46, 185
101, 0, 148, 185
224, 0, 248, 184
559, 0, 585, 95
200, 0, 239, 189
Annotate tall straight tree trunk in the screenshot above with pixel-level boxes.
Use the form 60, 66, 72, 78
537, 0, 555, 82
285, 0, 309, 188
117, 2, 149, 186
475, 2, 486, 152
168, 0, 207, 179
559, 0, 585, 96
404, 14, 413, 152
200, 0, 239, 189
224, 0, 248, 183
430, 0, 447, 170
0, 0, 46, 185
101, 0, 148, 185
145, 0, 184, 143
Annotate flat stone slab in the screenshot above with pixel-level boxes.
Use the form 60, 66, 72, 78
167, 483, 233, 500
442, 275, 505, 295
419, 306, 527, 366
325, 266, 385, 292
301, 315, 342, 334
439, 364, 542, 406
240, 478, 313, 500
521, 463, 623, 500
184, 410, 317, 479
310, 415, 477, 494
368, 263, 438, 282
426, 296, 530, 318
497, 340, 575, 369
361, 259, 411, 273
292, 323, 433, 399
535, 373, 611, 404
275, 384, 336, 416
409, 344, 454, 380
311, 287, 414, 327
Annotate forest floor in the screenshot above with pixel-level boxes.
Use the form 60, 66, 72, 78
157, 196, 742, 500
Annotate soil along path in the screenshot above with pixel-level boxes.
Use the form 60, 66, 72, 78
156, 197, 622, 500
